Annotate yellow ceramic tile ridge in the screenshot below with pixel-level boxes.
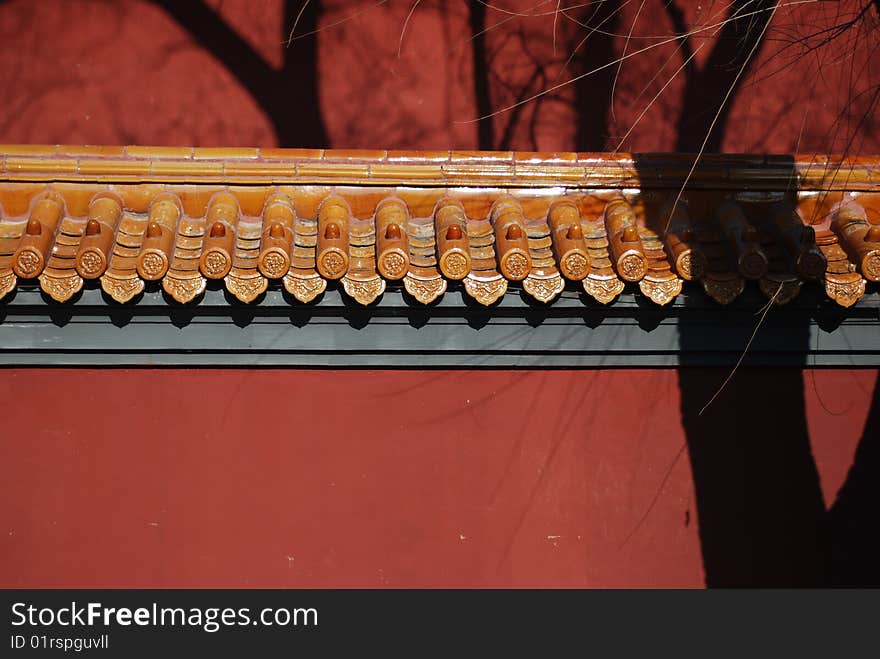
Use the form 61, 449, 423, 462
0, 146, 875, 191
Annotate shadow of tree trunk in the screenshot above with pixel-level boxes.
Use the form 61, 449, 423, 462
666, 0, 827, 586
573, 0, 622, 151
677, 364, 828, 586
827, 375, 880, 586
671, 0, 776, 152
152, 0, 329, 147
468, 0, 494, 150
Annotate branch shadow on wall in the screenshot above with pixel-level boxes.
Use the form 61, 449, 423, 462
152, 0, 329, 148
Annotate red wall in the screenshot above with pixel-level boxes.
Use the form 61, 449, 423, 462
1, 1, 878, 587
1, 368, 873, 588
0, 0, 877, 153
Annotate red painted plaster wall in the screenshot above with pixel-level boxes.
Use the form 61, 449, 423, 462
0, 369, 873, 588
0, 1, 878, 587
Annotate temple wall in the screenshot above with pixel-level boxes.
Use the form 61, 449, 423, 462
0, 0, 878, 587
1, 368, 873, 587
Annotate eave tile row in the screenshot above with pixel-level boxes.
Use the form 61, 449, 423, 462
1, 181, 877, 308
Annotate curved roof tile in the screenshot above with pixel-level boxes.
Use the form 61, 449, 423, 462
0, 146, 878, 308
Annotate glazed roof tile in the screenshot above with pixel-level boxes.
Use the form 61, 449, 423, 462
0, 146, 878, 309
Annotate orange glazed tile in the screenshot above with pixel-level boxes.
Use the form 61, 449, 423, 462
296, 163, 370, 178
0, 145, 59, 156
0, 185, 47, 215
77, 159, 152, 176
259, 148, 324, 161
150, 160, 223, 177
795, 154, 830, 167
577, 152, 631, 165
443, 163, 515, 179
325, 149, 388, 162
118, 186, 164, 213
193, 147, 259, 160
224, 162, 295, 178
53, 184, 103, 216
125, 146, 194, 159
513, 165, 586, 181
450, 150, 514, 163
177, 189, 216, 217
513, 151, 578, 163
386, 150, 450, 162
368, 164, 444, 180
228, 187, 271, 216
830, 168, 873, 184
56, 145, 126, 157
5, 157, 78, 174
